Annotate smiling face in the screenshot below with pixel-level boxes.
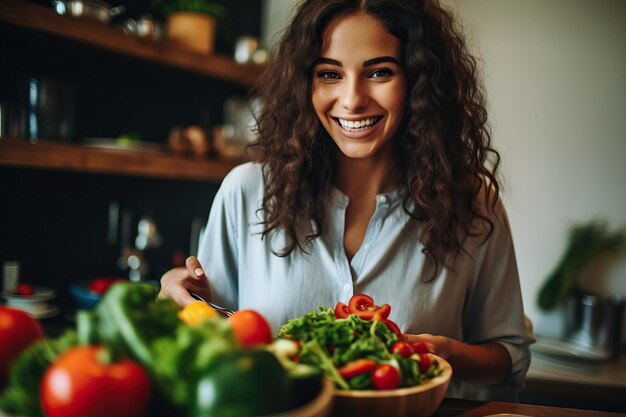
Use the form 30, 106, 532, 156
311, 12, 407, 162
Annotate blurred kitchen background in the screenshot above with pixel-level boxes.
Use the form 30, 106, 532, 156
1, 0, 625, 411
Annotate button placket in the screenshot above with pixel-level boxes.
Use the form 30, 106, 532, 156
331, 191, 353, 297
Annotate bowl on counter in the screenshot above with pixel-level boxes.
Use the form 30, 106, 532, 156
1, 286, 60, 319
68, 281, 102, 310
330, 354, 452, 417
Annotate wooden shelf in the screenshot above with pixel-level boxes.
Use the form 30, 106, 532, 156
0, 0, 264, 87
0, 139, 241, 182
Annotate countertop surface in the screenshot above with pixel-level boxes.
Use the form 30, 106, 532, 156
434, 398, 625, 416
527, 337, 626, 388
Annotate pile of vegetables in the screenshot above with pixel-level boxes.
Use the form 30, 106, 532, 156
277, 294, 443, 391
0, 282, 322, 417
1, 287, 445, 417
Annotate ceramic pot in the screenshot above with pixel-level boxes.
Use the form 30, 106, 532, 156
166, 12, 216, 55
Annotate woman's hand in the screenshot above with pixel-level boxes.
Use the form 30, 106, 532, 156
158, 256, 212, 307
404, 333, 511, 385
403, 333, 450, 359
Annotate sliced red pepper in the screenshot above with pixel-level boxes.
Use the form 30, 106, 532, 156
381, 318, 402, 337
347, 294, 391, 320
337, 358, 377, 379
373, 303, 391, 320
334, 302, 350, 319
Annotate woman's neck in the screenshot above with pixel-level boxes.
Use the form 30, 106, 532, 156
333, 149, 398, 201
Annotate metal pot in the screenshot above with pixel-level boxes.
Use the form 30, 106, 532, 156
564, 292, 626, 360
52, 0, 125, 24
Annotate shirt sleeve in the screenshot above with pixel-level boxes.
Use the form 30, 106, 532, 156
462, 200, 536, 391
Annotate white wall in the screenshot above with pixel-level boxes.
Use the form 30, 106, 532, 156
262, 0, 626, 336
444, 0, 626, 336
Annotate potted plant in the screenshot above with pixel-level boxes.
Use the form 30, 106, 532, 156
151, 0, 225, 54
537, 219, 626, 311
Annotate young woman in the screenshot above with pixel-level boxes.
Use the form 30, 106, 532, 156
159, 0, 534, 398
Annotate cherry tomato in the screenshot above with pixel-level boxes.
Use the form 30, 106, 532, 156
228, 309, 273, 348
417, 353, 432, 374
337, 358, 377, 379
334, 302, 350, 319
40, 345, 150, 417
0, 306, 44, 384
16, 283, 35, 296
381, 318, 402, 337
412, 341, 431, 354
347, 294, 391, 320
391, 341, 414, 357
372, 364, 401, 390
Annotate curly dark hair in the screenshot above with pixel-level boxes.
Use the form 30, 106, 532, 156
249, 0, 500, 266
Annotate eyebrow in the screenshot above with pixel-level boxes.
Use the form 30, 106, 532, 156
315, 56, 400, 67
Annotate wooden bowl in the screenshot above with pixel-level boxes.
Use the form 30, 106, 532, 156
330, 354, 452, 417
272, 377, 334, 417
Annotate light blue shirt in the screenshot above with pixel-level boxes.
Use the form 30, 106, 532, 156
198, 162, 534, 394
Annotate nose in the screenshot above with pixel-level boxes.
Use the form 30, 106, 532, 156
339, 78, 369, 112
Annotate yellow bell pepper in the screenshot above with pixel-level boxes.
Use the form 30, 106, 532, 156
178, 301, 217, 325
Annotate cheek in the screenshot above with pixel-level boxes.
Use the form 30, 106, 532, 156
312, 86, 334, 115
385, 91, 406, 124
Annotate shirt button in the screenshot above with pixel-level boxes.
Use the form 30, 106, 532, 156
364, 244, 370, 249
343, 284, 351, 292
379, 195, 388, 204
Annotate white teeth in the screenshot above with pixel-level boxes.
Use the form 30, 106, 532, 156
338, 117, 379, 130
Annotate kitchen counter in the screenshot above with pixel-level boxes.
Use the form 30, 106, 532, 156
434, 398, 625, 416
519, 338, 626, 412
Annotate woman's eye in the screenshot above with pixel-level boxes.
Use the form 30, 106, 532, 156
370, 68, 393, 79
316, 70, 340, 80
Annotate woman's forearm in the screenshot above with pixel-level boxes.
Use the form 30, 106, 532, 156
446, 340, 511, 385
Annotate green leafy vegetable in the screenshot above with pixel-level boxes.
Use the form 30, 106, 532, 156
0, 330, 77, 417
79, 282, 240, 410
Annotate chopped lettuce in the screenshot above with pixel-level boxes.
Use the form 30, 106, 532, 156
278, 306, 442, 390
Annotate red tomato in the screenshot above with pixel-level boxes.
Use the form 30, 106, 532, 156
412, 341, 431, 354
381, 318, 402, 337
347, 294, 391, 320
40, 346, 150, 417
16, 283, 34, 296
228, 309, 273, 348
372, 364, 401, 390
0, 306, 44, 384
88, 277, 126, 295
334, 302, 350, 319
417, 353, 432, 374
337, 358, 377, 379
391, 341, 414, 357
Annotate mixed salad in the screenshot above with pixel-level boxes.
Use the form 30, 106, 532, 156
276, 294, 443, 391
